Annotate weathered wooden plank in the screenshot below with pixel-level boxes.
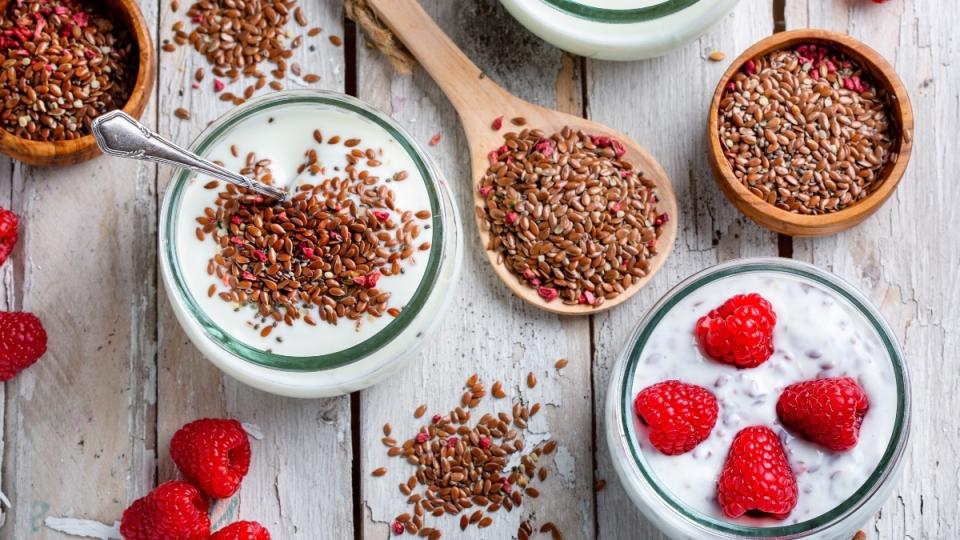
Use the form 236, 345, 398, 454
0, 0, 159, 535
786, 1, 955, 538
154, 1, 354, 537
357, 1, 595, 538
587, 3, 778, 538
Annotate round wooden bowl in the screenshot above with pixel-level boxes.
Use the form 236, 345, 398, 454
0, 0, 155, 167
707, 29, 913, 237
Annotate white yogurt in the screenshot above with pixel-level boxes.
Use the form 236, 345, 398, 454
629, 271, 897, 526
174, 103, 435, 357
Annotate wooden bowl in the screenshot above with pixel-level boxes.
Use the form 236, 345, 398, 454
0, 0, 155, 167
707, 29, 913, 237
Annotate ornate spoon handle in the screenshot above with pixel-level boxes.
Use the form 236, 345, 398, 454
92, 110, 288, 201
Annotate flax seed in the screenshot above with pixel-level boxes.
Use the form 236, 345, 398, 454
372, 467, 387, 477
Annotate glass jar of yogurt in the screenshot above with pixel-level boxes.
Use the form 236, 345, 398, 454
605, 258, 910, 539
159, 90, 463, 398
500, 0, 740, 60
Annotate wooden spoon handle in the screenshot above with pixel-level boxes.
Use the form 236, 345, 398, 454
365, 0, 512, 132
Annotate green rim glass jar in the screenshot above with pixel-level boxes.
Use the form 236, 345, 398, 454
159, 90, 463, 398
605, 257, 910, 539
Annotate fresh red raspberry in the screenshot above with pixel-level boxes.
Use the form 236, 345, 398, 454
695, 293, 777, 368
717, 426, 798, 519
0, 207, 18, 266
0, 312, 47, 381
170, 418, 251, 498
633, 380, 718, 455
776, 377, 870, 451
209, 521, 271, 540
120, 481, 210, 540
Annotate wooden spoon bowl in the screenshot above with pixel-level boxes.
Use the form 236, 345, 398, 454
0, 0, 155, 167
707, 29, 913, 237
366, 0, 677, 315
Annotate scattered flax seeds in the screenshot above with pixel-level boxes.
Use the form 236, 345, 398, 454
165, 0, 325, 102
378, 373, 561, 538
478, 127, 668, 307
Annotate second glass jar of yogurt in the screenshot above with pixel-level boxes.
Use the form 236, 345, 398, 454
605, 258, 910, 539
159, 90, 463, 398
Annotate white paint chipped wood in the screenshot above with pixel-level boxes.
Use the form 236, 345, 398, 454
357, 2, 594, 538
155, 1, 354, 538
0, 1, 954, 539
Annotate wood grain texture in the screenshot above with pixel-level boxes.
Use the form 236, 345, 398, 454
0, 0, 158, 535
154, 1, 353, 538
587, 3, 778, 538
786, 1, 955, 538
357, 1, 594, 537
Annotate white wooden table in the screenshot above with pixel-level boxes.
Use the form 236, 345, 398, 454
0, 0, 952, 538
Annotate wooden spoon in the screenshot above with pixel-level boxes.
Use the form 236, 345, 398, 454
366, 0, 678, 315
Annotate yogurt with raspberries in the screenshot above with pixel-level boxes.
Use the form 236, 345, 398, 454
606, 259, 909, 537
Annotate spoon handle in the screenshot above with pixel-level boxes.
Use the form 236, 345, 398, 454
91, 110, 287, 201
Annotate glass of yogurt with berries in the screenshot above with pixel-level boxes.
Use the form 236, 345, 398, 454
159, 90, 463, 398
605, 258, 910, 539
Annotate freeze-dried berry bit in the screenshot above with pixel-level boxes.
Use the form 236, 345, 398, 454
776, 377, 870, 451
170, 418, 251, 498
695, 293, 777, 368
209, 521, 271, 540
0, 312, 47, 381
491, 116, 503, 130
717, 426, 798, 519
392, 520, 404, 535
634, 380, 718, 455
120, 481, 210, 540
0, 208, 18, 266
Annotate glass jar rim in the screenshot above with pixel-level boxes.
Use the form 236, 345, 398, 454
159, 90, 449, 372
614, 257, 911, 537
536, 0, 703, 24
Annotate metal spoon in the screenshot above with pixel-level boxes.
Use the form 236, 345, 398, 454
91, 110, 288, 201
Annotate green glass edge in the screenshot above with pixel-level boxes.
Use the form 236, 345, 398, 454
538, 0, 701, 23
618, 262, 907, 536
164, 94, 445, 372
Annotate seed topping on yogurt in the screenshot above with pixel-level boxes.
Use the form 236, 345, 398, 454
195, 135, 431, 335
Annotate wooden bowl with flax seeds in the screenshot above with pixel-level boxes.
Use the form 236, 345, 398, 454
707, 29, 913, 237
0, 0, 155, 167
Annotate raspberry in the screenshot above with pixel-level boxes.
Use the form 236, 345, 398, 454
634, 380, 718, 455
209, 521, 271, 540
695, 293, 777, 368
776, 377, 870, 451
120, 481, 210, 540
0, 312, 47, 381
392, 520, 405, 535
0, 207, 18, 266
170, 418, 251, 499
717, 426, 798, 519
